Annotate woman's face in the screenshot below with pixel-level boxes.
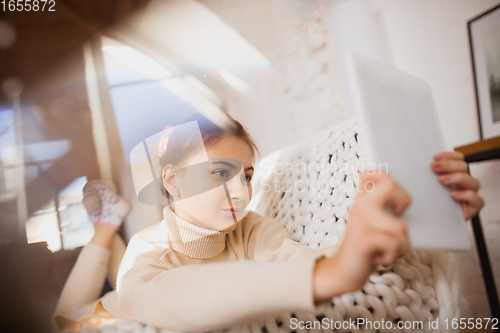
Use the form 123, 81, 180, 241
163, 136, 254, 232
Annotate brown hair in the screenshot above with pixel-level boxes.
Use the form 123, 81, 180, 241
158, 112, 260, 170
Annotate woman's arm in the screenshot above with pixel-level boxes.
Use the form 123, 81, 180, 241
245, 213, 339, 263
116, 172, 418, 332
54, 225, 117, 318
117, 248, 325, 332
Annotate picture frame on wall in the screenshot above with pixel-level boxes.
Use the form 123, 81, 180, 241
468, 3, 500, 140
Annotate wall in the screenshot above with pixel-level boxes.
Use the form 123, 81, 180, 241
199, 0, 351, 157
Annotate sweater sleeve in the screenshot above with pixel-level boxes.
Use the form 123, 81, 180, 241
117, 247, 325, 332
246, 214, 340, 262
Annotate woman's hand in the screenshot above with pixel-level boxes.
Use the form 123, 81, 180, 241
313, 171, 411, 301
431, 151, 485, 220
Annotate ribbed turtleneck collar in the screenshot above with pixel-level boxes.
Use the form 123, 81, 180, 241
151, 206, 249, 259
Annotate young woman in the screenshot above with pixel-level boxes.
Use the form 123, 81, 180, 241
53, 112, 484, 332
115, 113, 484, 332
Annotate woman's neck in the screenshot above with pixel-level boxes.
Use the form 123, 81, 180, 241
172, 203, 213, 230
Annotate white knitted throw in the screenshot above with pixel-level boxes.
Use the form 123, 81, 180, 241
246, 117, 460, 333
75, 117, 460, 333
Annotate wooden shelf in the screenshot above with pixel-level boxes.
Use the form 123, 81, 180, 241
454, 135, 500, 163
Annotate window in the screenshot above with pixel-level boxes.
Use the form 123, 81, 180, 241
100, 36, 225, 165
25, 176, 94, 252
0, 107, 94, 251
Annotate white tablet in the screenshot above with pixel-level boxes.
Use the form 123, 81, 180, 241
345, 52, 470, 251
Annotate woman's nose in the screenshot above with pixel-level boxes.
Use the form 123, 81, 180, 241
226, 173, 248, 202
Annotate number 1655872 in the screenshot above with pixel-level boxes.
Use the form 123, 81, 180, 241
1, 0, 56, 11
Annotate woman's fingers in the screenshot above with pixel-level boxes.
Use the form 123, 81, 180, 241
434, 151, 465, 162
437, 172, 480, 191
430, 159, 469, 174
355, 172, 411, 266
369, 208, 408, 237
431, 151, 485, 220
358, 171, 412, 216
366, 227, 408, 266
451, 189, 485, 220
371, 211, 410, 259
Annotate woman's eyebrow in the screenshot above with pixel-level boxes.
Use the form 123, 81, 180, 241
212, 161, 236, 169
212, 161, 254, 172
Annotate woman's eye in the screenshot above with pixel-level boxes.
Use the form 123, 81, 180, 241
242, 175, 252, 183
214, 169, 228, 178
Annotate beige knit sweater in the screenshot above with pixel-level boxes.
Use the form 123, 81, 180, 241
116, 206, 340, 332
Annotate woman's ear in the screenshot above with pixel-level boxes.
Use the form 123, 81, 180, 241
163, 165, 180, 198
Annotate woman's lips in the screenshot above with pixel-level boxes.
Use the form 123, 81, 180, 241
222, 208, 240, 216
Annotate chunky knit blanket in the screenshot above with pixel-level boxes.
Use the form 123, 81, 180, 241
247, 117, 460, 333
75, 117, 460, 333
